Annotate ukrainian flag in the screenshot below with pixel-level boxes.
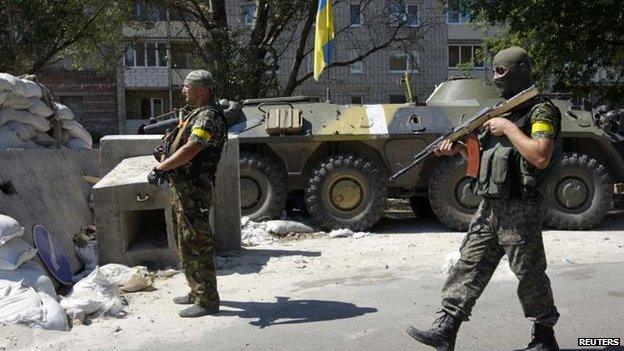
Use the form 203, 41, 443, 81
314, 0, 334, 81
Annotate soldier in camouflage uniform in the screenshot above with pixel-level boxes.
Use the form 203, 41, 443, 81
406, 47, 562, 351
148, 70, 227, 318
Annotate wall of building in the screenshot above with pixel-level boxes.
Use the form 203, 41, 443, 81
37, 68, 119, 138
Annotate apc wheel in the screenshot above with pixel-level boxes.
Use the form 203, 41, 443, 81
429, 157, 481, 231
305, 154, 387, 231
239, 152, 287, 220
543, 152, 612, 229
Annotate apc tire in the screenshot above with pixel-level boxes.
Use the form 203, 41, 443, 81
239, 152, 287, 220
543, 152, 612, 229
429, 157, 480, 231
305, 154, 387, 231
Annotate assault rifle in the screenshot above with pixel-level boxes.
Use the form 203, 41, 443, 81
389, 85, 540, 181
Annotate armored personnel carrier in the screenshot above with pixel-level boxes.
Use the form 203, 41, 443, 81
144, 78, 624, 231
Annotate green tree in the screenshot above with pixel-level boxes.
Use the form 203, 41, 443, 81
462, 0, 624, 105
0, 0, 136, 74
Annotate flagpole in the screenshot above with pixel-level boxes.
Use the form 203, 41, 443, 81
325, 6, 331, 103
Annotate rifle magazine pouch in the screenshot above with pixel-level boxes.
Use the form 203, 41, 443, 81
475, 146, 513, 199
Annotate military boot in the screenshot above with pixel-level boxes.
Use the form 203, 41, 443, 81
172, 294, 194, 305
406, 311, 462, 351
179, 304, 219, 318
518, 324, 559, 351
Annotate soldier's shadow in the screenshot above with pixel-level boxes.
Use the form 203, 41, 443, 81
218, 296, 377, 328
216, 248, 321, 276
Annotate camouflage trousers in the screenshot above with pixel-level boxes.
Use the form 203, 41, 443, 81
441, 196, 560, 326
170, 176, 220, 309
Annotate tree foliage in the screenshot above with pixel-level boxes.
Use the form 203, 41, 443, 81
0, 0, 135, 74
164, 0, 440, 100
463, 0, 624, 105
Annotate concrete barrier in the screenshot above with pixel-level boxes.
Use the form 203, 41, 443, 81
0, 149, 100, 274
100, 135, 162, 176
93, 135, 241, 267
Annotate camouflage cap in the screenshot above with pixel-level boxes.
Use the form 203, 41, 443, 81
184, 70, 214, 88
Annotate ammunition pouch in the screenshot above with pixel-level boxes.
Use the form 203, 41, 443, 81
475, 145, 513, 199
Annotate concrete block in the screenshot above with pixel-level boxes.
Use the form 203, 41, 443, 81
94, 135, 241, 267
0, 149, 101, 274
100, 135, 162, 175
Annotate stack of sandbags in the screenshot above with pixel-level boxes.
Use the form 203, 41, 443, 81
0, 214, 68, 331
0, 72, 92, 150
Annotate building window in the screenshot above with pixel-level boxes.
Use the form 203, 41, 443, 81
244, 3, 256, 26
133, 1, 167, 21
389, 51, 419, 73
389, 95, 406, 103
351, 96, 363, 104
447, 0, 469, 24
140, 98, 164, 119
389, 2, 419, 27
448, 45, 484, 68
349, 3, 362, 27
349, 50, 363, 74
172, 47, 198, 69
124, 42, 168, 67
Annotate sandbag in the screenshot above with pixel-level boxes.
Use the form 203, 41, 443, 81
2, 93, 32, 110
0, 282, 43, 327
21, 79, 43, 99
28, 98, 53, 117
0, 109, 50, 132
37, 292, 69, 331
99, 263, 152, 292
33, 132, 56, 146
0, 237, 38, 270
65, 137, 92, 150
0, 261, 57, 299
61, 120, 92, 146
60, 267, 124, 318
0, 126, 26, 149
0, 214, 24, 245
54, 103, 74, 120
0, 73, 26, 95
3, 121, 37, 141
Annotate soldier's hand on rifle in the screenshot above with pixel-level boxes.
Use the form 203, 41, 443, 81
147, 167, 168, 186
434, 139, 464, 156
483, 117, 515, 136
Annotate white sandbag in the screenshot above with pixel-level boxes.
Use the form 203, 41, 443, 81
99, 263, 152, 292
61, 120, 92, 146
37, 292, 69, 331
65, 137, 92, 150
21, 79, 43, 99
28, 98, 53, 117
54, 103, 74, 120
0, 214, 24, 246
3, 121, 37, 141
0, 73, 25, 95
0, 282, 43, 326
2, 93, 32, 110
60, 267, 124, 317
0, 237, 38, 270
265, 220, 316, 235
33, 132, 56, 145
0, 261, 57, 299
0, 109, 50, 132
0, 126, 26, 149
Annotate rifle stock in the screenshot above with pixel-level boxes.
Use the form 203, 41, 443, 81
389, 85, 539, 182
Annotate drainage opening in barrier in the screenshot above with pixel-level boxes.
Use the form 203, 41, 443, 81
122, 209, 168, 251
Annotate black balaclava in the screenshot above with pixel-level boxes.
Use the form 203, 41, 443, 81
492, 47, 533, 99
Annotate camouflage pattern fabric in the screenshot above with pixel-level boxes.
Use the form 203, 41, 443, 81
170, 174, 220, 309
441, 197, 560, 327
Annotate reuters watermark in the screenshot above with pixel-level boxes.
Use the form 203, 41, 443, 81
578, 338, 621, 347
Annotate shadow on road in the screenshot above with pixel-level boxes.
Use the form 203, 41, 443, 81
219, 296, 377, 328
217, 248, 321, 276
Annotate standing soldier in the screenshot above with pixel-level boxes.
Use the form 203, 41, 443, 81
148, 70, 227, 318
406, 47, 562, 350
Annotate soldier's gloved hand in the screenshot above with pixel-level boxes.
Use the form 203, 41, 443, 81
153, 145, 165, 161
147, 167, 167, 186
